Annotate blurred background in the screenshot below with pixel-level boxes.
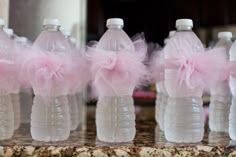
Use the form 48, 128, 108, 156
1, 0, 235, 104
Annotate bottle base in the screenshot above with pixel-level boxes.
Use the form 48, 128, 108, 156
96, 96, 136, 143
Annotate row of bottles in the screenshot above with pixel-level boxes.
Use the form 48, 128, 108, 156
0, 16, 234, 144
0, 18, 87, 141
155, 19, 236, 143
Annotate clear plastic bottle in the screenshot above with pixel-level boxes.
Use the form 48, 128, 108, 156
209, 32, 232, 132
96, 96, 135, 142
67, 95, 79, 131
62, 30, 80, 131
77, 91, 87, 130
31, 18, 71, 141
158, 95, 168, 131
155, 31, 175, 127
95, 18, 136, 142
4, 28, 21, 130
0, 19, 15, 139
164, 19, 205, 143
31, 96, 70, 141
15, 37, 33, 124
229, 32, 236, 140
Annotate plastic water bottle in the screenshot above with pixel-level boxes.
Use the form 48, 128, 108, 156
4, 28, 21, 130
0, 19, 14, 139
164, 30, 176, 45
62, 30, 81, 131
209, 32, 232, 132
155, 31, 175, 128
229, 32, 236, 140
164, 19, 205, 143
67, 95, 79, 131
15, 37, 33, 124
31, 18, 71, 141
63, 30, 77, 47
158, 95, 168, 131
95, 18, 135, 142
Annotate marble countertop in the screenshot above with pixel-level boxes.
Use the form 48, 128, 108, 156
0, 106, 235, 157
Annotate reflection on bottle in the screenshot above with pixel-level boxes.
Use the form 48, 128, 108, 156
155, 93, 162, 124
208, 131, 230, 146
155, 125, 166, 145
158, 95, 168, 131
76, 91, 87, 131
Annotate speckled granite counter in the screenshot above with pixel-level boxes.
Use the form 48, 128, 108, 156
0, 106, 235, 157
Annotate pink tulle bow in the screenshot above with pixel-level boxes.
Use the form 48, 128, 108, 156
0, 59, 16, 92
149, 44, 164, 83
88, 42, 148, 96
22, 52, 72, 96
67, 50, 91, 94
22, 48, 91, 96
88, 49, 147, 96
165, 48, 229, 89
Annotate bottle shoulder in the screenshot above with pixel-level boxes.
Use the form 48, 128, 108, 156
33, 30, 72, 52
164, 31, 204, 56
96, 29, 135, 51
0, 31, 13, 49
215, 39, 233, 51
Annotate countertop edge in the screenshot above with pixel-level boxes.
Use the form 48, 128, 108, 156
0, 145, 235, 157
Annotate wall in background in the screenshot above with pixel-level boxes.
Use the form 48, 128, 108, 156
9, 0, 87, 45
0, 0, 9, 27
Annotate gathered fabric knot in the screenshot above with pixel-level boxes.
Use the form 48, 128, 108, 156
165, 48, 228, 89
100, 52, 117, 70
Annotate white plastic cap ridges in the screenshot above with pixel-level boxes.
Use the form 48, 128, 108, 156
106, 18, 124, 27
63, 30, 71, 37
0, 18, 4, 26
176, 19, 193, 28
16, 37, 28, 43
70, 37, 77, 44
43, 18, 61, 26
164, 38, 169, 45
218, 32, 232, 39
169, 30, 176, 37
4, 28, 14, 36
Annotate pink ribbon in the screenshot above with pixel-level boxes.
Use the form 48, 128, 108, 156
165, 48, 228, 89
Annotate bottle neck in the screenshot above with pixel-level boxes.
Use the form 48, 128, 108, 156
176, 25, 193, 31
219, 37, 232, 41
43, 25, 60, 31
107, 25, 123, 29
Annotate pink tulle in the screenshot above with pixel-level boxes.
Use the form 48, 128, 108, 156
149, 45, 164, 83
87, 37, 148, 96
21, 49, 90, 96
67, 49, 91, 94
0, 41, 27, 93
0, 59, 16, 92
165, 47, 229, 89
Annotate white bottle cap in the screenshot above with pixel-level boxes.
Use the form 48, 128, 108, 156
70, 37, 77, 44
63, 30, 71, 37
164, 38, 169, 45
176, 19, 193, 28
169, 30, 176, 37
218, 32, 232, 39
4, 28, 14, 36
106, 18, 124, 27
43, 18, 61, 26
0, 18, 4, 26
16, 37, 28, 43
